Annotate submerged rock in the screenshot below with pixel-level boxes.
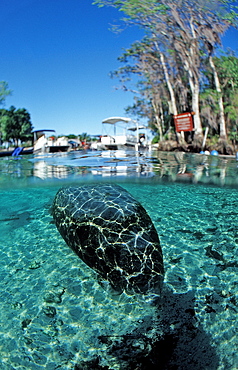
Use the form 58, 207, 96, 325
52, 184, 164, 295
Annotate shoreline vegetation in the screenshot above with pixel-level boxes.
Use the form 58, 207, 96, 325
151, 137, 237, 156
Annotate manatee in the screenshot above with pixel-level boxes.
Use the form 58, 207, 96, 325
52, 184, 164, 295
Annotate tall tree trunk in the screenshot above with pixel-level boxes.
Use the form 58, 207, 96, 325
159, 50, 185, 142
159, 51, 177, 115
188, 17, 203, 139
209, 56, 227, 139
192, 80, 202, 136
151, 99, 163, 141
184, 59, 203, 138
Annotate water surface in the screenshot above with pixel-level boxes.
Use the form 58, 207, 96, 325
0, 150, 237, 369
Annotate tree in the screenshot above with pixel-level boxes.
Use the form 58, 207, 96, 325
0, 81, 12, 106
78, 132, 91, 142
199, 54, 238, 152
214, 55, 238, 143
113, 38, 174, 141
208, 56, 227, 139
94, 0, 238, 148
67, 134, 78, 139
0, 106, 33, 145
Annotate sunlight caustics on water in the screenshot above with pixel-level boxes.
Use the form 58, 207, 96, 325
0, 150, 237, 369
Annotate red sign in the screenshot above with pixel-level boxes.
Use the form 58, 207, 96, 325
174, 113, 194, 132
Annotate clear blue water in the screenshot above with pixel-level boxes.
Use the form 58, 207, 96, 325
0, 150, 237, 369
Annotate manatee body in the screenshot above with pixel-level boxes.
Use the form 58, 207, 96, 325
52, 184, 164, 294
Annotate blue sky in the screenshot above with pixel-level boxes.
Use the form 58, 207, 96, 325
1, 0, 237, 136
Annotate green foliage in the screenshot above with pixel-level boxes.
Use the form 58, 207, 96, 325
94, 0, 168, 17
228, 128, 238, 144
0, 106, 33, 145
78, 132, 91, 142
151, 135, 160, 144
213, 55, 238, 89
214, 55, 238, 133
207, 133, 219, 146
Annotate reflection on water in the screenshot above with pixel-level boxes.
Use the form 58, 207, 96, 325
0, 149, 237, 187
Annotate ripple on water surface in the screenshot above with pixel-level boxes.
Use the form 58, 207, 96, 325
0, 149, 238, 187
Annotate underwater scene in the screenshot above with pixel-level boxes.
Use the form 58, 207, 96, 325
0, 150, 237, 370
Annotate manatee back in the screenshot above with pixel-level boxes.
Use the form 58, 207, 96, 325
52, 184, 164, 295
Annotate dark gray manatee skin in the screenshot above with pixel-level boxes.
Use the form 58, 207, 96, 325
52, 184, 164, 295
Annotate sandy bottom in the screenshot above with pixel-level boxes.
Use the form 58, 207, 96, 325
0, 182, 237, 369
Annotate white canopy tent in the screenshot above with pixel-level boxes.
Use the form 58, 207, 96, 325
102, 117, 147, 140
102, 117, 132, 125
102, 117, 132, 136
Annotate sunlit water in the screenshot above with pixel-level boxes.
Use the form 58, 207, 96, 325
0, 150, 237, 369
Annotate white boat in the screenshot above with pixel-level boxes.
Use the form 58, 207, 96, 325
91, 117, 150, 150
33, 130, 70, 154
